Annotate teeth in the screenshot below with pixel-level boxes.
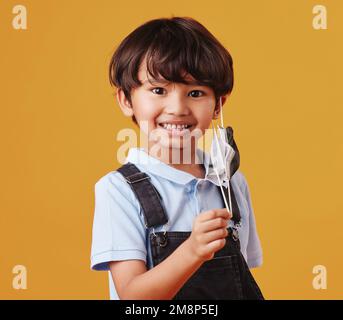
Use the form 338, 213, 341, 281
160, 123, 191, 130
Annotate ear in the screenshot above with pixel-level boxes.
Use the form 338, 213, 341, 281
116, 88, 134, 117
213, 95, 228, 119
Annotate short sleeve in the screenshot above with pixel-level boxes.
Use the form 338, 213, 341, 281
90, 172, 147, 271
241, 175, 263, 268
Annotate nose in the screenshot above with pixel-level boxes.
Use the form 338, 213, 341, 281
163, 92, 191, 116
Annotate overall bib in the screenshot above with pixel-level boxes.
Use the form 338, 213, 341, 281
117, 127, 264, 300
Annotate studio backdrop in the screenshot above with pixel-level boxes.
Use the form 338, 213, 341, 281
0, 0, 342, 299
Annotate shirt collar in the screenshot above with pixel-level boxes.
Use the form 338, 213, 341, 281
125, 147, 211, 185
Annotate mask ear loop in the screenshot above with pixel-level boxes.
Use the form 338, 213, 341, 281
211, 121, 230, 213
211, 118, 232, 214
217, 96, 233, 215
220, 96, 224, 129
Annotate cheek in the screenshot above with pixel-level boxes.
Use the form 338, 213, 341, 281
146, 109, 161, 127
132, 94, 161, 123
194, 107, 214, 127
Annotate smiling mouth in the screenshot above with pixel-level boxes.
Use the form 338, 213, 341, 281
157, 123, 194, 131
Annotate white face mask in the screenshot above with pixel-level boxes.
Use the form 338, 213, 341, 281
204, 97, 239, 215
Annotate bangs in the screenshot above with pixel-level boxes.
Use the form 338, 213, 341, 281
143, 26, 229, 90
109, 17, 234, 107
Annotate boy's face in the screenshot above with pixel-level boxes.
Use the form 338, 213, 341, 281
117, 61, 225, 154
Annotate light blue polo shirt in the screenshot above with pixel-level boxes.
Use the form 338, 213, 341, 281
90, 147, 263, 300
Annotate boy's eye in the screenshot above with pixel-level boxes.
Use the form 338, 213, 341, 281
151, 88, 205, 97
151, 87, 166, 95
189, 90, 204, 98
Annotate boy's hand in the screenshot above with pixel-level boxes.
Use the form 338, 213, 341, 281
186, 208, 232, 262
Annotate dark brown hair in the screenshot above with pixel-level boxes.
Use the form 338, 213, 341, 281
109, 16, 234, 124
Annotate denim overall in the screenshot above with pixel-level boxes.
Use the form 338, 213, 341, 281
117, 127, 264, 300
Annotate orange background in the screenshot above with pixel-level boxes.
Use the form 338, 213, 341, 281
0, 0, 342, 299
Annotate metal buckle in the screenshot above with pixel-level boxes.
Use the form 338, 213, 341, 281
158, 233, 168, 247
231, 227, 239, 241
152, 220, 169, 237
235, 222, 242, 229
151, 221, 169, 247
125, 172, 150, 184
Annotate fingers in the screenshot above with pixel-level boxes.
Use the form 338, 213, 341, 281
202, 227, 229, 243
200, 217, 229, 233
190, 209, 232, 262
198, 208, 232, 223
206, 238, 227, 253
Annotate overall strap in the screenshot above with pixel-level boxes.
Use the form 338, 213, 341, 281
221, 184, 241, 226
117, 162, 169, 229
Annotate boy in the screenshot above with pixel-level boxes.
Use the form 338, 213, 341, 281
90, 16, 263, 300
